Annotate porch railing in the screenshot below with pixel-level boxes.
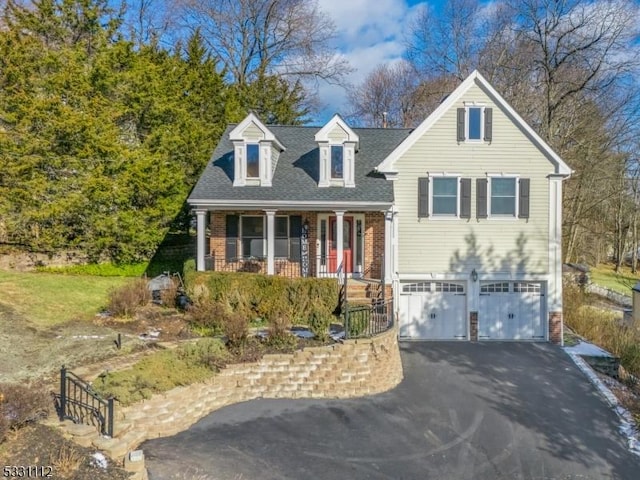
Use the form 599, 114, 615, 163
205, 254, 347, 278
344, 299, 394, 339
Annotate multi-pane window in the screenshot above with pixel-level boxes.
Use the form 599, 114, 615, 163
241, 216, 263, 257
246, 144, 260, 178
480, 282, 510, 293
432, 177, 458, 215
331, 145, 343, 179
491, 178, 516, 216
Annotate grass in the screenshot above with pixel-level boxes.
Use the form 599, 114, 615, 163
589, 263, 640, 295
0, 270, 130, 326
37, 262, 147, 277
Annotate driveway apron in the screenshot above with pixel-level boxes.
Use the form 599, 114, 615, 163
142, 342, 640, 479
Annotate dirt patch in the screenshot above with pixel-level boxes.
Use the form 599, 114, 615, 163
0, 423, 129, 480
0, 302, 194, 385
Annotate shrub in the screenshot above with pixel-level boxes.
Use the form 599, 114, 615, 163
308, 307, 333, 341
185, 272, 339, 325
223, 311, 250, 347
0, 383, 50, 443
50, 444, 82, 478
564, 281, 640, 377
345, 307, 370, 338
107, 277, 151, 317
93, 338, 228, 406
160, 277, 179, 308
187, 300, 225, 336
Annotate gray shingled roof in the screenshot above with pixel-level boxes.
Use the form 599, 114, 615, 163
188, 125, 411, 207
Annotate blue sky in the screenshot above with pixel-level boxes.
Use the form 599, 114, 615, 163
315, 0, 443, 122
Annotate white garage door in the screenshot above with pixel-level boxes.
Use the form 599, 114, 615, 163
478, 282, 545, 340
399, 281, 467, 340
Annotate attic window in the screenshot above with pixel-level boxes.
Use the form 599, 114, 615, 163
457, 105, 492, 143
246, 144, 260, 178
331, 145, 344, 179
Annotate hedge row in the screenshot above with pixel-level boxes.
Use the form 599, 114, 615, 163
185, 270, 340, 324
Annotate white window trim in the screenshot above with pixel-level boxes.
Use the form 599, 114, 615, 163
464, 102, 486, 143
487, 174, 520, 220
429, 173, 461, 219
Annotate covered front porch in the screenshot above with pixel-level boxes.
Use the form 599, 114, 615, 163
194, 208, 395, 281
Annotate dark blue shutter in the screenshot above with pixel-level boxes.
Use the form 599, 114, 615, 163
483, 108, 493, 142
225, 215, 238, 261
519, 178, 530, 218
476, 179, 488, 219
418, 177, 429, 218
457, 108, 465, 142
460, 178, 471, 219
289, 215, 302, 261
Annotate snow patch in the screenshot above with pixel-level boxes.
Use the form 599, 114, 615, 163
91, 452, 108, 469
564, 347, 640, 457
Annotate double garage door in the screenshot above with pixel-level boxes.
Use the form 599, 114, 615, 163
399, 280, 545, 341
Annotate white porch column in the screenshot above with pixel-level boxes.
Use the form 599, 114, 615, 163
195, 209, 207, 272
383, 208, 393, 283
265, 210, 276, 275
335, 210, 345, 274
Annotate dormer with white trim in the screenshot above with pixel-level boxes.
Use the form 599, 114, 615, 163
314, 114, 359, 188
229, 113, 285, 187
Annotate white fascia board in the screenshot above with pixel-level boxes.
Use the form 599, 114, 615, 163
314, 113, 359, 149
187, 199, 393, 211
376, 70, 573, 177
229, 112, 286, 151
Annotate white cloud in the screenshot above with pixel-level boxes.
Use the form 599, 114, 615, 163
313, 0, 428, 122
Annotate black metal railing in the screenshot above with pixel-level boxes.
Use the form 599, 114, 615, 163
58, 366, 114, 437
344, 299, 394, 339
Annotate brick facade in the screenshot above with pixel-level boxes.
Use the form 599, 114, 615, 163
469, 311, 478, 341
548, 311, 563, 345
207, 210, 385, 278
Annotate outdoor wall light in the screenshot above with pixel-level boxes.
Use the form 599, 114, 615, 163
471, 269, 478, 282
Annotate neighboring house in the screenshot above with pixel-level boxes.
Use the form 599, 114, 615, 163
188, 70, 572, 344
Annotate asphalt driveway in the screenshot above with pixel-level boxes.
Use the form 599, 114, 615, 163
142, 342, 640, 479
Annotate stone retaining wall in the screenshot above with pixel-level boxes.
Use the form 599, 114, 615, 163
85, 325, 402, 465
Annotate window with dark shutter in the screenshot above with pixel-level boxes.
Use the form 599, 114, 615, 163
460, 178, 471, 218
418, 177, 429, 218
519, 178, 530, 218
225, 215, 239, 261
289, 216, 302, 261
457, 108, 465, 142
476, 179, 488, 219
483, 108, 493, 142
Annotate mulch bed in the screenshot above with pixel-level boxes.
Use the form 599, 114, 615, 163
0, 423, 129, 480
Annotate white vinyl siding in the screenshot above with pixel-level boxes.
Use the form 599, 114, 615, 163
243, 123, 265, 142
396, 82, 551, 275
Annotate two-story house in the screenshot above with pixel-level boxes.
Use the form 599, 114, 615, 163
187, 71, 572, 344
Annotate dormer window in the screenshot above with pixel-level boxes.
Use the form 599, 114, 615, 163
331, 145, 344, 179
315, 114, 358, 188
229, 113, 285, 187
246, 144, 260, 178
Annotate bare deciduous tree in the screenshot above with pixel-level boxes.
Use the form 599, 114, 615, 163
175, 0, 350, 86
347, 61, 428, 128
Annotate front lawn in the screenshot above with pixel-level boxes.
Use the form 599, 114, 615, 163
0, 270, 130, 327
589, 263, 640, 295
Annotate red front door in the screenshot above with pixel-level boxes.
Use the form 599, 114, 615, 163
328, 216, 353, 273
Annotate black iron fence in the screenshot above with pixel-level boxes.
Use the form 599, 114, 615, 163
57, 366, 114, 437
205, 255, 343, 278
344, 299, 394, 339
